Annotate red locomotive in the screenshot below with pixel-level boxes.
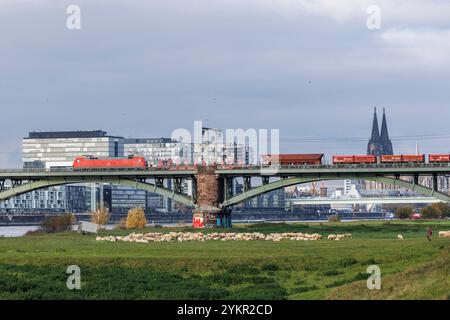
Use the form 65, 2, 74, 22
262, 154, 324, 165
73, 155, 147, 169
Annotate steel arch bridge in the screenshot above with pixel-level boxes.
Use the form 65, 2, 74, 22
0, 176, 194, 207
0, 169, 197, 208
1, 164, 450, 209
220, 175, 450, 207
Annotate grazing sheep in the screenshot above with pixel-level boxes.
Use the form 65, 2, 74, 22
439, 231, 450, 238
328, 234, 337, 240
397, 234, 404, 240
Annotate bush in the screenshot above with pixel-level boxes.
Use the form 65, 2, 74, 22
40, 214, 75, 233
328, 215, 341, 222
91, 206, 110, 226
421, 205, 441, 219
421, 203, 450, 219
126, 207, 147, 229
395, 207, 413, 219
24, 229, 47, 236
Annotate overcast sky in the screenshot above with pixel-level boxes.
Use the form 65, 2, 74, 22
1, 0, 450, 167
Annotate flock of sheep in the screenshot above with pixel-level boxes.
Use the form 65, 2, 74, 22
94, 231, 359, 243
96, 231, 326, 243
327, 233, 352, 240
95, 230, 450, 243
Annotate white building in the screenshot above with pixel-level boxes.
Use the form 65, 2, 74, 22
23, 130, 124, 168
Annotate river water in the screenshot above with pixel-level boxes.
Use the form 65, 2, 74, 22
0, 223, 190, 237
0, 226, 40, 237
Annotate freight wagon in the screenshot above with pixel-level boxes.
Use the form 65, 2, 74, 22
262, 154, 324, 165
380, 154, 425, 163
429, 154, 450, 163
332, 155, 376, 164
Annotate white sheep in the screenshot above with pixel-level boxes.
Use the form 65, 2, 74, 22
438, 231, 450, 238
397, 234, 403, 240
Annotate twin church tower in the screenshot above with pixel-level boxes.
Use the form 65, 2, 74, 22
367, 107, 393, 156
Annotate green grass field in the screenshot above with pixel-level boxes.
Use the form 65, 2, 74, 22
0, 220, 449, 299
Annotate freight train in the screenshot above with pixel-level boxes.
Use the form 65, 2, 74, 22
72, 153, 450, 170
265, 153, 450, 165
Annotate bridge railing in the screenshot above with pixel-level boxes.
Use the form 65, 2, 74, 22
217, 162, 450, 170
1, 162, 450, 173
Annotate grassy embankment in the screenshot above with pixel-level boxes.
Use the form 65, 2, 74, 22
0, 220, 449, 299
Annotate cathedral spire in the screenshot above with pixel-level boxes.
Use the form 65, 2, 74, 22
380, 108, 393, 154
370, 107, 380, 141
367, 107, 380, 155
380, 108, 389, 141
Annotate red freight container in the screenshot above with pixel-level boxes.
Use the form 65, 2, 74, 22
73, 156, 147, 169
353, 155, 376, 163
429, 154, 450, 163
380, 155, 403, 163
332, 155, 355, 164
401, 154, 425, 163
263, 154, 324, 165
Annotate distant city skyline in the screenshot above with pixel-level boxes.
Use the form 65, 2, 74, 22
1, 1, 450, 166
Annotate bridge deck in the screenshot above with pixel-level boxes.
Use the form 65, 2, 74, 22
1, 163, 450, 179
216, 163, 450, 176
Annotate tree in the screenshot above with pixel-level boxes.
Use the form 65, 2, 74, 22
91, 206, 111, 226
126, 207, 147, 229
430, 203, 450, 218
395, 207, 413, 219
421, 204, 444, 219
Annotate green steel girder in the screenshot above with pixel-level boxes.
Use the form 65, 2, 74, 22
220, 174, 450, 207
0, 177, 195, 208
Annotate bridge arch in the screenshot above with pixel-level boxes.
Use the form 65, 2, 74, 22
0, 177, 195, 208
221, 174, 450, 207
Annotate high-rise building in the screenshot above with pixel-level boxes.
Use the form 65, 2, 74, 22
23, 130, 124, 168
367, 108, 393, 156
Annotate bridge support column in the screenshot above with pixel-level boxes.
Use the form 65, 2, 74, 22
193, 166, 222, 228
432, 174, 438, 192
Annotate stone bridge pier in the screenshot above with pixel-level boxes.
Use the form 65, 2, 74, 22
192, 165, 231, 228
